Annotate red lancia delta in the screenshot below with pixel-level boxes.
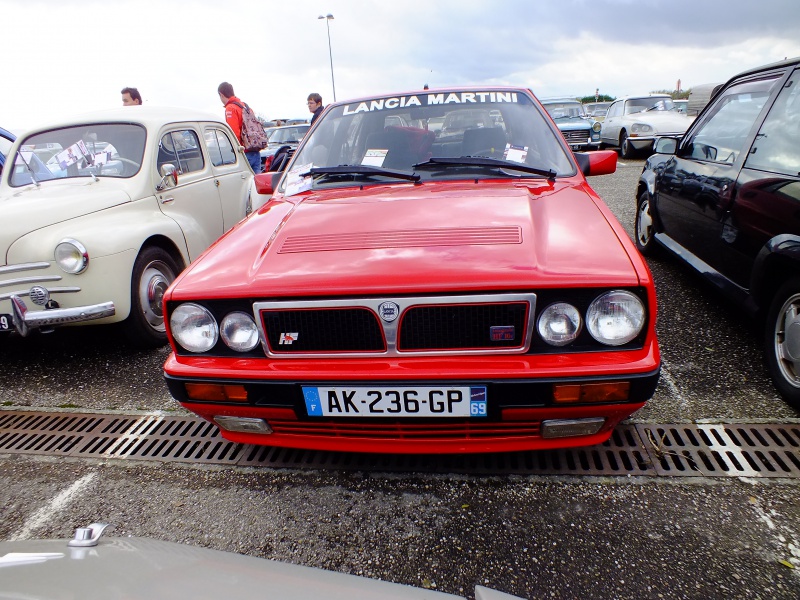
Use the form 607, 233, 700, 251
163, 87, 660, 454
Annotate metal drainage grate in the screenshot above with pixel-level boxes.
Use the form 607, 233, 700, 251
1, 410, 798, 477
636, 423, 800, 477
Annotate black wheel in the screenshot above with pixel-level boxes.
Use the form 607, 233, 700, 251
765, 278, 800, 409
620, 130, 636, 159
123, 246, 182, 348
635, 191, 660, 256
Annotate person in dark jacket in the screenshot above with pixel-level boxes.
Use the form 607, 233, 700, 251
307, 93, 324, 126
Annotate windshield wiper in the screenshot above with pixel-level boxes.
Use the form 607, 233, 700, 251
303, 165, 421, 182
15, 150, 40, 187
414, 157, 556, 181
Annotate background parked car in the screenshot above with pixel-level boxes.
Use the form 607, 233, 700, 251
0, 126, 15, 174
687, 82, 723, 116
583, 101, 611, 121
260, 124, 310, 171
540, 97, 602, 151
0, 107, 264, 347
635, 56, 800, 408
600, 94, 693, 158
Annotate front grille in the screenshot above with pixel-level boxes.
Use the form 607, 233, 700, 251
255, 293, 536, 357
399, 302, 527, 350
562, 130, 590, 144
263, 307, 385, 353
266, 419, 541, 439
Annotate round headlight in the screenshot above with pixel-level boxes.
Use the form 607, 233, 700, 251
631, 123, 652, 134
55, 239, 88, 274
538, 302, 582, 346
220, 312, 260, 352
586, 291, 645, 346
592, 121, 602, 133
169, 303, 218, 353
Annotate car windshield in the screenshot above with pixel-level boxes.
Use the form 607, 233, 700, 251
285, 90, 574, 192
269, 126, 309, 144
625, 98, 675, 114
9, 123, 146, 187
543, 102, 586, 119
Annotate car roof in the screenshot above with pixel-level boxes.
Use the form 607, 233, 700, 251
17, 106, 225, 136
614, 94, 671, 102
540, 97, 581, 103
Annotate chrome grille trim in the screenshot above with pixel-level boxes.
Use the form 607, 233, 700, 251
0, 275, 62, 289
0, 262, 50, 275
253, 293, 537, 358
0, 287, 79, 301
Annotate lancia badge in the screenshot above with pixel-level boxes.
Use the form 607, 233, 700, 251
378, 301, 400, 323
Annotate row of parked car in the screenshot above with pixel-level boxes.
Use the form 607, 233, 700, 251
2, 56, 797, 456
541, 94, 696, 158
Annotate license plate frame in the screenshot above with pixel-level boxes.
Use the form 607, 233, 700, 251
302, 385, 488, 418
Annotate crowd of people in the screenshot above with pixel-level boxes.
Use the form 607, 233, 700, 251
118, 84, 325, 174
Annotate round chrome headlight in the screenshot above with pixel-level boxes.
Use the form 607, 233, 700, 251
592, 121, 602, 132
55, 239, 88, 274
538, 302, 582, 346
586, 291, 645, 346
169, 303, 218, 353
220, 312, 260, 352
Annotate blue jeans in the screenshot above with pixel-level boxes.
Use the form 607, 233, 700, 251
246, 151, 262, 173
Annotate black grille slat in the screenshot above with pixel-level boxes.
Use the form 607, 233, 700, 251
399, 303, 527, 350
263, 308, 385, 353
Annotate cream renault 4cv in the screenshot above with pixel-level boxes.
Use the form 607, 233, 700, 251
0, 107, 262, 347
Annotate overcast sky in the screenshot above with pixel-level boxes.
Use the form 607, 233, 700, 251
3, 0, 799, 132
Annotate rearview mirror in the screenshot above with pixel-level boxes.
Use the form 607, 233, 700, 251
157, 164, 178, 190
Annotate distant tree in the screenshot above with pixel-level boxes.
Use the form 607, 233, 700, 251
580, 94, 615, 103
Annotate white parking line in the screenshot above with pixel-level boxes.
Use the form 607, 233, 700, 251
103, 414, 164, 457
659, 361, 687, 411
9, 472, 97, 540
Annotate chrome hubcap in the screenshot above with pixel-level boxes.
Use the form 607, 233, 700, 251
138, 261, 174, 331
775, 293, 800, 388
637, 199, 653, 246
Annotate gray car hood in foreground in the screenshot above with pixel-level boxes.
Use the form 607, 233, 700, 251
0, 535, 524, 600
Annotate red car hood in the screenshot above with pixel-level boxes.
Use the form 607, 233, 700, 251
170, 180, 640, 299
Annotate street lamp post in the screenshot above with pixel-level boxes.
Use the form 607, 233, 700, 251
318, 14, 336, 102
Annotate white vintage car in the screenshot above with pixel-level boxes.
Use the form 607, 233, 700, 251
0, 107, 263, 347
599, 95, 693, 158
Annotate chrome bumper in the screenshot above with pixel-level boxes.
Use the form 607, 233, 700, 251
10, 294, 115, 337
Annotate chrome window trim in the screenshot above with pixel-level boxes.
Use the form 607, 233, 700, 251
253, 293, 537, 358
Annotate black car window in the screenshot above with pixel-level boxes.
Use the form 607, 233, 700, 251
684, 76, 780, 164
745, 72, 800, 176
204, 129, 236, 167
158, 130, 205, 175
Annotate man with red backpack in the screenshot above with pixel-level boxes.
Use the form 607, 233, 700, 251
217, 82, 267, 173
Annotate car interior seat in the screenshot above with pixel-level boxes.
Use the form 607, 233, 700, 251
364, 127, 434, 169
461, 127, 507, 158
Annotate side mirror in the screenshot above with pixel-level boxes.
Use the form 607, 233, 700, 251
157, 163, 178, 190
575, 150, 617, 176
653, 137, 678, 155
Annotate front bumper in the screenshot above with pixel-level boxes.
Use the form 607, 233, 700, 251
164, 352, 660, 453
7, 294, 115, 336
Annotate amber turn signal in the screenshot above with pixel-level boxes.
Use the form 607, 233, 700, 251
553, 381, 630, 403
185, 383, 248, 402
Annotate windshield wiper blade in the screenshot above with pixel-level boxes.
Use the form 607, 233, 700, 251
304, 165, 421, 182
414, 157, 556, 181
15, 150, 41, 187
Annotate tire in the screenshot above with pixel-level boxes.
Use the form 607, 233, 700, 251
620, 130, 636, 159
764, 278, 800, 409
634, 191, 660, 256
123, 246, 182, 348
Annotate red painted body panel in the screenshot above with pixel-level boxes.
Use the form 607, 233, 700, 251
168, 179, 643, 301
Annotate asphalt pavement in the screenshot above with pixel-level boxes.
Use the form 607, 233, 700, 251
1, 158, 799, 600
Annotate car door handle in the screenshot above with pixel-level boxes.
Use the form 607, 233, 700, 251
161, 196, 174, 204
215, 179, 221, 187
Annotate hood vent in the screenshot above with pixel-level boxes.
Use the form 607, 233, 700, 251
279, 226, 522, 253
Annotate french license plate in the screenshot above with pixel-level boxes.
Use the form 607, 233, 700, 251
302, 385, 487, 418
0, 314, 12, 332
